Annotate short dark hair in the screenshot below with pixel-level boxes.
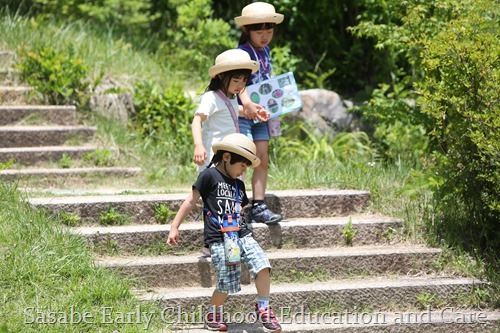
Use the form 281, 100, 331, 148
207, 68, 252, 95
208, 150, 252, 168
239, 22, 276, 45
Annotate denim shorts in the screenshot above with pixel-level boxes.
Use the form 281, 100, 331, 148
238, 117, 270, 141
210, 234, 271, 294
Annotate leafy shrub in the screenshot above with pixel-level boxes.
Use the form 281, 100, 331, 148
158, 0, 233, 83
16, 45, 91, 107
418, 2, 500, 251
373, 120, 429, 168
6, 0, 157, 39
131, 80, 194, 164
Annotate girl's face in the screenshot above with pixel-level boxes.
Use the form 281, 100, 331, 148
226, 76, 248, 96
248, 28, 274, 49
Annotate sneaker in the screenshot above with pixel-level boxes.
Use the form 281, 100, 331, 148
248, 204, 282, 224
252, 305, 282, 333
205, 312, 227, 331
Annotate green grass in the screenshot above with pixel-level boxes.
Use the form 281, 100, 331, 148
0, 13, 173, 88
0, 183, 172, 332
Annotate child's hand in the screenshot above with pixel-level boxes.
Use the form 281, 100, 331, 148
167, 229, 179, 246
244, 102, 270, 122
255, 108, 270, 122
193, 145, 207, 166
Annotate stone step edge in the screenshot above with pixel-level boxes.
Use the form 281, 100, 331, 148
0, 167, 141, 176
137, 276, 481, 300
0, 85, 31, 90
71, 214, 402, 235
0, 105, 76, 111
160, 310, 500, 333
0, 125, 96, 131
97, 244, 440, 267
0, 145, 116, 153
29, 189, 370, 205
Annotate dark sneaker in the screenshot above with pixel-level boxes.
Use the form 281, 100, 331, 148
205, 312, 227, 331
252, 305, 282, 333
248, 204, 282, 224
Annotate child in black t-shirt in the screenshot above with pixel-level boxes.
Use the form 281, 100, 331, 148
167, 133, 282, 332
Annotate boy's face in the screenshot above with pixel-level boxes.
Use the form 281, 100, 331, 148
220, 153, 250, 179
249, 28, 274, 49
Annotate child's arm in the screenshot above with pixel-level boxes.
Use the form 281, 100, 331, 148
192, 114, 207, 166
167, 189, 201, 246
239, 89, 270, 122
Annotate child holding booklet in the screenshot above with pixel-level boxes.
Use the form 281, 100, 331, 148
167, 133, 282, 333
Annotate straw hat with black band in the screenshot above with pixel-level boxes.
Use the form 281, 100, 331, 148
213, 133, 261, 168
234, 2, 284, 26
209, 49, 260, 78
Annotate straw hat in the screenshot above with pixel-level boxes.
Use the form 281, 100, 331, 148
209, 49, 260, 78
234, 2, 284, 26
213, 133, 261, 168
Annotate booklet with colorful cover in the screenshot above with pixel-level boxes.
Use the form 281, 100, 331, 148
246, 72, 302, 119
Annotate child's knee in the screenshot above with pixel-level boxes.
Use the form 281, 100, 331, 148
256, 267, 271, 277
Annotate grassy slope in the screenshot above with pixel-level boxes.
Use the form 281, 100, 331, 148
0, 183, 173, 332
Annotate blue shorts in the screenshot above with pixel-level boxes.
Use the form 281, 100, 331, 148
210, 234, 271, 294
238, 117, 270, 141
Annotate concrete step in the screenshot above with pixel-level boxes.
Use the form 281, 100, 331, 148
28, 189, 371, 225
0, 125, 96, 147
0, 146, 117, 165
137, 276, 484, 313
0, 105, 76, 125
0, 51, 16, 68
98, 245, 441, 288
71, 215, 402, 255
0, 68, 22, 85
160, 310, 500, 333
0, 86, 33, 104
0, 166, 141, 182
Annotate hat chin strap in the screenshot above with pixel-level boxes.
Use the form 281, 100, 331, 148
223, 160, 234, 179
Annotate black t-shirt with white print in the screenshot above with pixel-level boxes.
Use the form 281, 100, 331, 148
194, 167, 252, 245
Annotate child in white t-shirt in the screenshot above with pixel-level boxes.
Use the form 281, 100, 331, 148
192, 49, 269, 171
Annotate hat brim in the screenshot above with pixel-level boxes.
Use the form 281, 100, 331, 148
235, 13, 284, 26
209, 60, 260, 78
212, 142, 261, 168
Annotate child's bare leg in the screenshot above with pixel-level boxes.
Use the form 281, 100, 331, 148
210, 290, 228, 307
254, 267, 271, 297
252, 140, 269, 200
250, 141, 282, 224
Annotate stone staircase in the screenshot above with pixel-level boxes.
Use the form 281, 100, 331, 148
0, 50, 140, 188
29, 190, 500, 332
4, 49, 499, 332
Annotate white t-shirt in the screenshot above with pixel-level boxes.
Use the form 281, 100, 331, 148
194, 91, 239, 170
